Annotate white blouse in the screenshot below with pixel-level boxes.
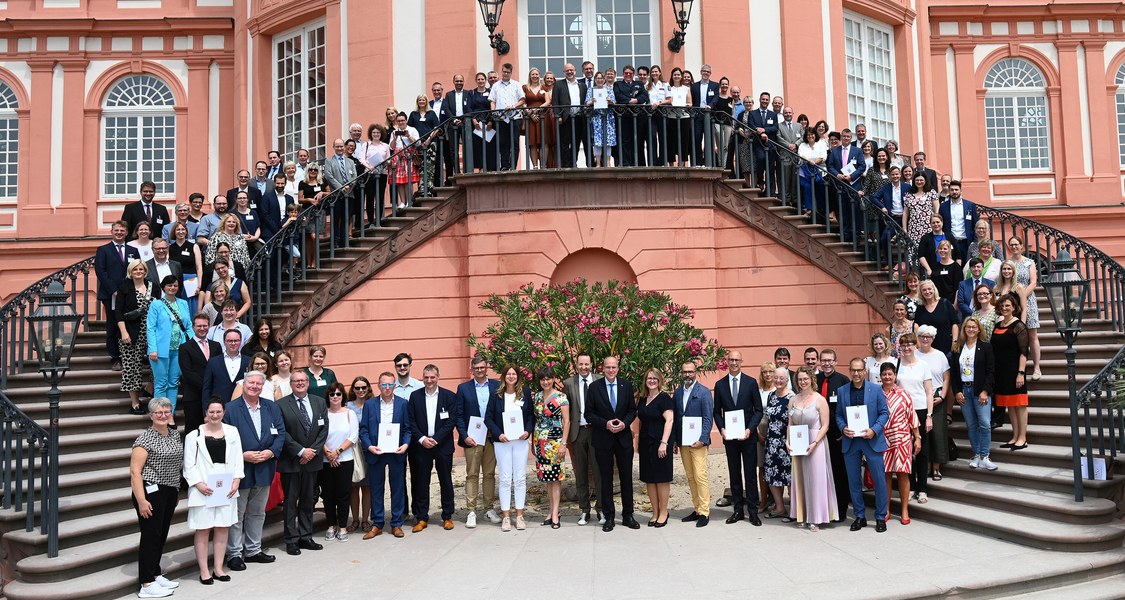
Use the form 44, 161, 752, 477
324, 410, 360, 463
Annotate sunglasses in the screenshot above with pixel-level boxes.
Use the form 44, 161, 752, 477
353, 386, 369, 391
379, 383, 395, 389
329, 392, 344, 397
396, 363, 410, 368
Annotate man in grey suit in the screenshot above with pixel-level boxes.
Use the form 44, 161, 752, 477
321, 138, 357, 248
776, 106, 804, 206
562, 352, 601, 525
144, 238, 183, 296
276, 370, 329, 555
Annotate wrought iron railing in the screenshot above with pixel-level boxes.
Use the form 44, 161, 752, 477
1, 389, 56, 556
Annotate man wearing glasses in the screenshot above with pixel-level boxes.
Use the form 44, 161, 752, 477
392, 353, 423, 520
455, 356, 501, 528
816, 349, 851, 520
673, 361, 715, 527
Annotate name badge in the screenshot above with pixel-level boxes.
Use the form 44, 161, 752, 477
829, 393, 838, 402
182, 250, 191, 256
940, 270, 949, 275
270, 427, 279, 435
316, 378, 326, 386
439, 411, 450, 420
707, 91, 714, 96
145, 483, 159, 494
767, 119, 774, 124
965, 214, 973, 221
155, 218, 164, 224
246, 215, 254, 221
317, 418, 324, 426
250, 203, 258, 210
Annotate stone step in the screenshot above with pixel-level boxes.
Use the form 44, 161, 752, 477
919, 474, 1117, 526
941, 454, 1121, 498
0, 485, 131, 525
1015, 573, 1125, 600
945, 426, 1113, 470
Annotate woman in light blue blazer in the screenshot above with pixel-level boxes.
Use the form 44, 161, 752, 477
148, 274, 192, 423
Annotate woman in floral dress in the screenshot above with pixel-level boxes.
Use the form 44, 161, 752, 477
903, 173, 939, 245
879, 362, 920, 523
532, 366, 569, 529
763, 367, 794, 518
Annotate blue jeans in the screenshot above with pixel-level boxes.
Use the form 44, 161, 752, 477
149, 352, 181, 411
960, 383, 992, 457
800, 177, 827, 214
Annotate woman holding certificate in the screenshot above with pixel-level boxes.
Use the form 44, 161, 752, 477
637, 368, 674, 527
485, 366, 534, 532
785, 367, 838, 530
532, 367, 569, 529
879, 363, 921, 524
184, 399, 244, 584
763, 367, 794, 519
895, 333, 935, 503
585, 72, 616, 167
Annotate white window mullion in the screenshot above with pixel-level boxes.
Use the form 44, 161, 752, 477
1115, 64, 1125, 166
984, 58, 1050, 173
274, 21, 326, 161
843, 12, 896, 142
0, 83, 19, 203
101, 75, 176, 198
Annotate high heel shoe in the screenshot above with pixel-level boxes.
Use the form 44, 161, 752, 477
654, 519, 668, 528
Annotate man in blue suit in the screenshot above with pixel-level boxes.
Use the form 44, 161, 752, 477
95, 220, 141, 370
938, 180, 979, 262
202, 329, 251, 405
258, 174, 293, 244
674, 361, 715, 527
408, 365, 459, 531
584, 356, 638, 532
836, 358, 890, 533
745, 92, 779, 193
712, 351, 764, 526
689, 64, 720, 166
222, 370, 285, 570
455, 356, 501, 528
957, 258, 996, 318
873, 166, 912, 261
827, 128, 867, 240
360, 371, 412, 539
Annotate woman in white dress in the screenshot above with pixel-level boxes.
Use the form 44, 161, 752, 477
183, 400, 244, 584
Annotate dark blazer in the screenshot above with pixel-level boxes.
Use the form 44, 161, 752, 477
455, 378, 500, 447
276, 393, 330, 473
114, 280, 157, 340
202, 353, 251, 404
713, 372, 764, 444
484, 387, 534, 441
121, 201, 171, 241
179, 337, 222, 406
223, 396, 286, 488
672, 383, 715, 446
583, 377, 637, 450
827, 145, 867, 191
690, 80, 720, 108
358, 396, 412, 463
439, 89, 474, 123
745, 107, 779, 148
939, 199, 979, 243
550, 79, 588, 119
562, 373, 601, 442
95, 241, 141, 301
612, 80, 649, 106
833, 381, 890, 454
258, 190, 294, 243
144, 258, 183, 295
948, 341, 996, 397
957, 276, 995, 318
872, 181, 912, 213
408, 386, 458, 452
225, 187, 263, 213
917, 231, 962, 270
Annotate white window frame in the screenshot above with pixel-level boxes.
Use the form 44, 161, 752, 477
0, 82, 18, 204
983, 58, 1051, 174
842, 11, 898, 143
1115, 63, 1125, 167
272, 19, 327, 161
100, 74, 177, 199
520, 0, 659, 77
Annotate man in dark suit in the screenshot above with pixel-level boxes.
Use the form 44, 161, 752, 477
912, 151, 940, 193
583, 356, 639, 532
837, 358, 890, 533
258, 174, 293, 245
816, 349, 852, 520
873, 166, 912, 259
144, 238, 183, 296
561, 352, 601, 525
938, 180, 979, 262
276, 371, 329, 555
712, 351, 763, 526
202, 329, 251, 405
178, 314, 221, 434
673, 361, 715, 528
120, 181, 171, 241
455, 356, 501, 527
407, 365, 459, 532
222, 370, 284, 570
94, 220, 141, 370
690, 64, 720, 166
613, 65, 650, 166
957, 258, 996, 318
745, 91, 779, 193
360, 371, 412, 539
225, 170, 263, 214
439, 74, 473, 183
551, 63, 589, 169
827, 128, 867, 240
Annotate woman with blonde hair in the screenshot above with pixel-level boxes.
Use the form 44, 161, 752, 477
950, 316, 997, 470
117, 259, 156, 415
298, 162, 330, 267
755, 362, 776, 513
865, 332, 896, 382
205, 214, 251, 270
785, 367, 838, 530
485, 365, 533, 531
637, 367, 673, 527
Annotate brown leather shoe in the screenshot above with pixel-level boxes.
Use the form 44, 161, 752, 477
391, 526, 404, 538
442, 519, 454, 530
411, 521, 427, 533
362, 526, 382, 540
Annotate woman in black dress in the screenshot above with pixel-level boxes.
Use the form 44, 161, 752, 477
913, 279, 960, 353
930, 239, 963, 306
241, 318, 283, 358
168, 222, 203, 316
637, 368, 673, 527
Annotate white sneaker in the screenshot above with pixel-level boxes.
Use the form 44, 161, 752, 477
466, 512, 477, 528
485, 509, 502, 524
980, 457, 999, 471
577, 512, 589, 526
337, 530, 349, 542
597, 511, 606, 525
968, 455, 981, 469
153, 575, 179, 589
325, 526, 337, 541
138, 584, 173, 598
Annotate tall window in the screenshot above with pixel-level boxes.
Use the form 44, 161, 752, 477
843, 14, 896, 142
525, 0, 655, 75
275, 23, 326, 160
1116, 63, 1125, 166
0, 82, 17, 203
102, 75, 177, 197
984, 58, 1050, 172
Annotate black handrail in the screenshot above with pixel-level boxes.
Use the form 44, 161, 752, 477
1, 389, 55, 556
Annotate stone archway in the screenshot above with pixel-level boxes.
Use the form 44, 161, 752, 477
550, 248, 637, 286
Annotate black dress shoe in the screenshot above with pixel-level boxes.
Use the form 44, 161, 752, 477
622, 516, 641, 529
850, 518, 868, 531
244, 552, 275, 564
748, 514, 762, 527
226, 556, 246, 571
297, 539, 323, 551
214, 574, 231, 582
1011, 443, 1028, 450
654, 519, 668, 528
725, 511, 745, 524
199, 576, 214, 585
681, 511, 700, 522
602, 522, 615, 532
285, 544, 301, 556
999, 442, 1014, 449
875, 519, 887, 533
695, 515, 709, 527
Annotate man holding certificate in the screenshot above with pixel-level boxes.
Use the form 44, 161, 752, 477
360, 372, 412, 539
584, 356, 639, 532
455, 356, 501, 528
712, 351, 763, 526
836, 358, 891, 533
673, 361, 715, 528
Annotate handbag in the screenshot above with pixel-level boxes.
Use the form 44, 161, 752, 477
349, 410, 367, 483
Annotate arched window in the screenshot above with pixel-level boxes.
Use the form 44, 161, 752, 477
1116, 63, 1125, 166
524, 0, 656, 75
102, 74, 177, 197
0, 82, 18, 203
983, 58, 1050, 172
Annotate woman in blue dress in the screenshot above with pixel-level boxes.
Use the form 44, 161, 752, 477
585, 71, 616, 167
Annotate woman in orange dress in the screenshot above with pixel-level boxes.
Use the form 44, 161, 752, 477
522, 68, 553, 169
541, 71, 559, 168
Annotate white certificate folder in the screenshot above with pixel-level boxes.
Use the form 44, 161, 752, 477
378, 423, 400, 452
789, 425, 809, 456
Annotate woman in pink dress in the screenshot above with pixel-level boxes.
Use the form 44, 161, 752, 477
879, 361, 921, 524
785, 367, 838, 531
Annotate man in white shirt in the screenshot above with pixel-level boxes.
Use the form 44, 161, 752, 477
407, 365, 458, 532
490, 62, 523, 171
391, 352, 422, 518
562, 352, 602, 525
294, 148, 311, 183
145, 238, 182, 293
673, 361, 714, 527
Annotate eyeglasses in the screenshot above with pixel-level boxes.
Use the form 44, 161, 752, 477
472, 366, 487, 371
152, 411, 172, 416
850, 369, 866, 373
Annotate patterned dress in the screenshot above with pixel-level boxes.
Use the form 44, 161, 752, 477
120, 289, 152, 393
973, 308, 1000, 341
904, 190, 938, 245
1014, 257, 1040, 328
882, 385, 919, 473
533, 390, 569, 482
586, 86, 617, 148
763, 389, 793, 487
889, 318, 916, 357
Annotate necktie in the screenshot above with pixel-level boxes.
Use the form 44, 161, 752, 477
609, 382, 617, 412
117, 244, 124, 263
199, 339, 209, 360
297, 398, 312, 434
582, 378, 589, 403
732, 375, 739, 399
820, 378, 829, 398
144, 203, 152, 222
974, 279, 980, 289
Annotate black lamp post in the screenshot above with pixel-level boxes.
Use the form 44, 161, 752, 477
667, 0, 697, 52
1042, 249, 1089, 502
477, 0, 511, 56
25, 280, 82, 557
